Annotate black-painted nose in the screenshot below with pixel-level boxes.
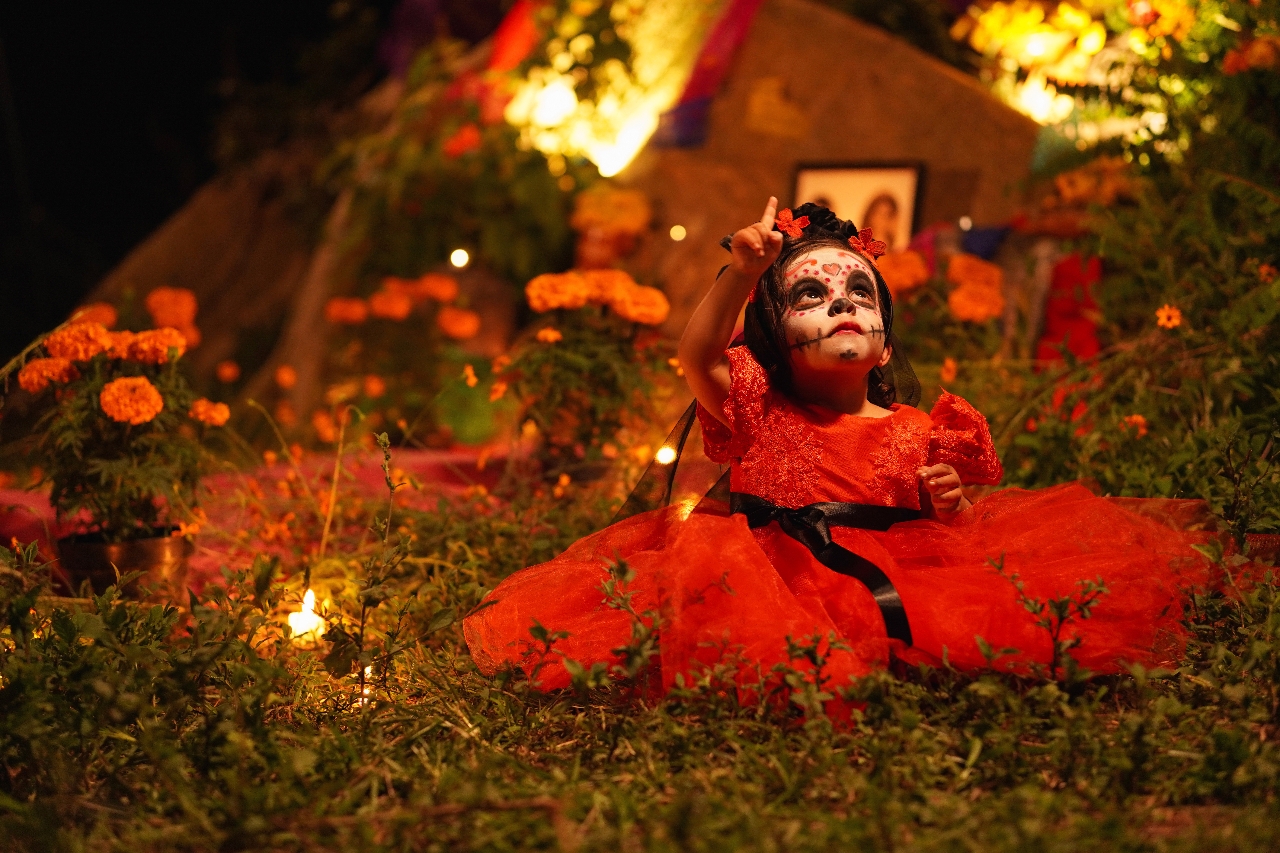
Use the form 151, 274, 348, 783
828, 297, 853, 317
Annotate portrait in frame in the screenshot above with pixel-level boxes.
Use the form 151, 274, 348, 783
793, 163, 925, 253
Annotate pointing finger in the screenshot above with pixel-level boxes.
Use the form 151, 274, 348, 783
760, 197, 778, 230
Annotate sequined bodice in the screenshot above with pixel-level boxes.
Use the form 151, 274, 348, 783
697, 348, 1002, 510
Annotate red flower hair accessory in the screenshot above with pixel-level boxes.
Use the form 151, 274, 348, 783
848, 228, 887, 261
775, 208, 810, 238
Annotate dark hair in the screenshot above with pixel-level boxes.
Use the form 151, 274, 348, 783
736, 202, 918, 407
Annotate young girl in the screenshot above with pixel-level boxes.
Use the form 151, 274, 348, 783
463, 199, 1213, 693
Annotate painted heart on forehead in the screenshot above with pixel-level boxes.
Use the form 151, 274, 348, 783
822, 263, 841, 275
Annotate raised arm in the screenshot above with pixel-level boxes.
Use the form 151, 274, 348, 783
677, 197, 784, 425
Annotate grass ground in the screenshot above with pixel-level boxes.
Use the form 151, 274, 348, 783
2, 449, 1278, 852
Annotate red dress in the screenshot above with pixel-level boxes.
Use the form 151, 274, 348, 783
464, 348, 1212, 693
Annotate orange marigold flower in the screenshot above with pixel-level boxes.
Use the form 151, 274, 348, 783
610, 283, 670, 326
412, 273, 459, 303
1259, 263, 1277, 284
462, 364, 478, 387
1155, 304, 1182, 329
1121, 413, 1149, 437
100, 376, 164, 425
216, 360, 241, 383
325, 297, 369, 325
946, 254, 1005, 323
525, 272, 591, 312
275, 365, 298, 390
177, 323, 202, 348
44, 322, 111, 361
17, 357, 78, 393
491, 354, 511, 375
130, 328, 187, 364
189, 398, 230, 426
363, 374, 387, 398
70, 302, 118, 328
144, 286, 198, 328
536, 327, 563, 343
106, 331, 136, 359
940, 357, 958, 384
438, 306, 481, 340
877, 250, 931, 298
312, 410, 338, 443
582, 268, 635, 304
274, 401, 298, 428
369, 289, 414, 321
489, 380, 508, 402
442, 122, 483, 158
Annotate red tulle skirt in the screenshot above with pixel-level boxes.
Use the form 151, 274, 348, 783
463, 483, 1217, 693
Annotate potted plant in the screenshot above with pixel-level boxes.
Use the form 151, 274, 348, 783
4, 320, 229, 600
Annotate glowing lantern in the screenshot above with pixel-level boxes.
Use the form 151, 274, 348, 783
655, 445, 677, 465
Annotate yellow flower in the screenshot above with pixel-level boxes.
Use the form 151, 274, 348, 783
130, 328, 188, 364
536, 327, 563, 343
462, 364, 478, 387
940, 357, 958, 384
17, 357, 78, 394
189, 398, 230, 426
1155, 304, 1182, 329
100, 376, 164, 425
437, 306, 481, 340
44, 322, 111, 362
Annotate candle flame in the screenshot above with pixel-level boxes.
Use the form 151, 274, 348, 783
288, 588, 325, 642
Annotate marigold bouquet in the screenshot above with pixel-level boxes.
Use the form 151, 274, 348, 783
502, 268, 674, 469
4, 321, 228, 542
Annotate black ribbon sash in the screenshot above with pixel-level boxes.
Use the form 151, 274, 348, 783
730, 492, 919, 645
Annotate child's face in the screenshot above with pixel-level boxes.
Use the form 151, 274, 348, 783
781, 246, 891, 384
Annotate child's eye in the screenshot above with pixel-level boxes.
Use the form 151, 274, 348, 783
789, 281, 826, 306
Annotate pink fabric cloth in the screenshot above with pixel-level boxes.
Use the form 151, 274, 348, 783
0, 446, 505, 592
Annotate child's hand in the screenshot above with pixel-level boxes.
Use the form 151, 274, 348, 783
729, 196, 784, 280
918, 463, 970, 518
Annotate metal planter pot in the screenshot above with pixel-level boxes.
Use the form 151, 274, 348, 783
55, 531, 191, 603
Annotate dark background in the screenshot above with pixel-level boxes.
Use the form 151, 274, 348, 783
0, 0, 515, 360
0, 1, 405, 359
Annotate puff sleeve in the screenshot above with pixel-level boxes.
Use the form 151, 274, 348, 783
696, 346, 770, 464
927, 391, 1003, 485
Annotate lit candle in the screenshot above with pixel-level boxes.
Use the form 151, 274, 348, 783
288, 589, 324, 642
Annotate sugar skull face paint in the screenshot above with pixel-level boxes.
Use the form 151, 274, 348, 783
781, 246, 889, 381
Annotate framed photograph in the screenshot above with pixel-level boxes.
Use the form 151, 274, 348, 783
793, 163, 924, 253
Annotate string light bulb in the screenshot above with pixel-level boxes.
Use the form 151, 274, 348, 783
450, 249, 470, 268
